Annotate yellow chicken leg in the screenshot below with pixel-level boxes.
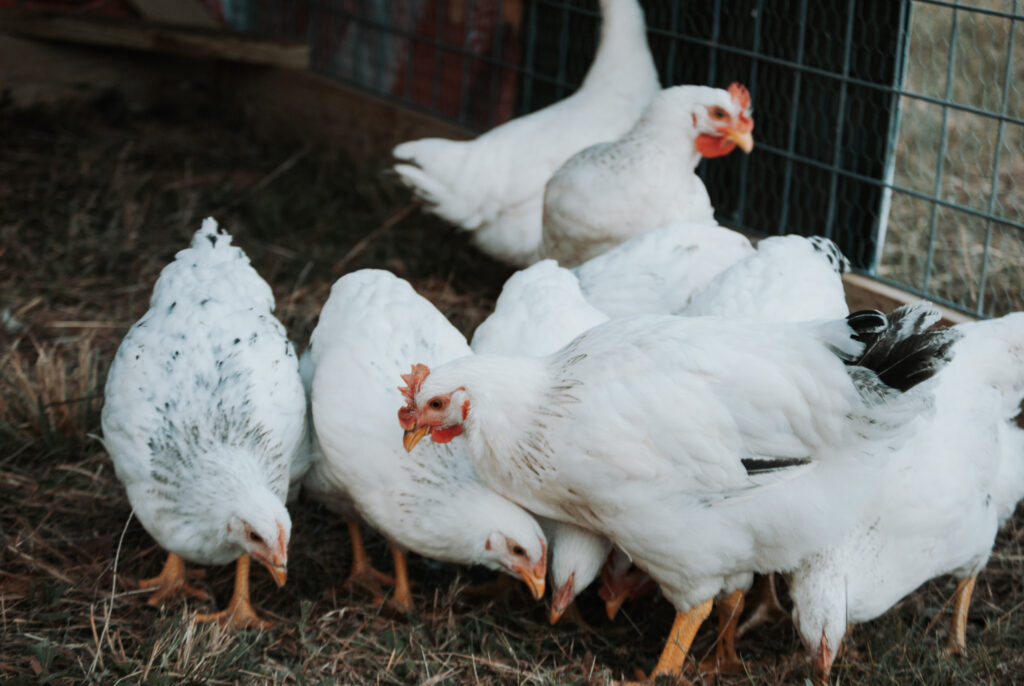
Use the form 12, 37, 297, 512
700, 589, 746, 674
138, 552, 210, 606
947, 575, 977, 656
621, 598, 713, 684
736, 572, 788, 638
390, 546, 415, 613
195, 554, 273, 630
343, 522, 394, 601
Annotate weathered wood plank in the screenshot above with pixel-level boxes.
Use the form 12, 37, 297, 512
843, 272, 975, 325
223, 66, 472, 163
0, 10, 308, 69
128, 0, 219, 28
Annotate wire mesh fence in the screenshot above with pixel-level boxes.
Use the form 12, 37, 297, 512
16, 0, 1019, 316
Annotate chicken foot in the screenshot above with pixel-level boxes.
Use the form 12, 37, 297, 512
195, 554, 274, 630
138, 552, 210, 606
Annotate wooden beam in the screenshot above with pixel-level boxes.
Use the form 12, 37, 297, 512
843, 272, 975, 325
129, 0, 219, 28
224, 66, 473, 164
0, 10, 308, 69
0, 34, 215, 109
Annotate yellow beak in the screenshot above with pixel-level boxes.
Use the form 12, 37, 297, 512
516, 567, 546, 601
263, 562, 287, 588
726, 128, 754, 153
549, 572, 575, 625
604, 589, 628, 620
403, 425, 429, 452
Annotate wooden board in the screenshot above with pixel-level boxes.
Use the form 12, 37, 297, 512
129, 0, 219, 28
0, 33, 215, 109
843, 272, 975, 325
0, 9, 308, 69
223, 66, 473, 164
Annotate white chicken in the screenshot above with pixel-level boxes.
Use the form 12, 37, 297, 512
101, 219, 307, 630
542, 83, 754, 266
471, 260, 613, 623
674, 233, 853, 671
399, 303, 957, 681
474, 234, 854, 629
392, 0, 659, 266
471, 259, 608, 356
681, 235, 850, 320
298, 348, 391, 601
579, 232, 855, 669
788, 312, 1024, 685
304, 269, 547, 611
572, 221, 755, 318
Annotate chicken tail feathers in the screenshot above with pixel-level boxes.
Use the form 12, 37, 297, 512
192, 217, 233, 251
392, 139, 480, 229
851, 302, 961, 393
150, 218, 276, 314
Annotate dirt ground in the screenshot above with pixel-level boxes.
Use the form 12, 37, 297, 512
1, 91, 1023, 685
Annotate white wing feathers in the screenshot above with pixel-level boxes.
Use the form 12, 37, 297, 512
681, 235, 850, 321
573, 222, 755, 318
472, 260, 609, 356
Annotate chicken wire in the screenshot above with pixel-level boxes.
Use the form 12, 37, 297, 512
62, 0, 1024, 317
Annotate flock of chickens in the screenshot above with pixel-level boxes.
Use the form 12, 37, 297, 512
99, 0, 1024, 684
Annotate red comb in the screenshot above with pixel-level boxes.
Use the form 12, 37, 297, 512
399, 363, 431, 405
728, 82, 751, 111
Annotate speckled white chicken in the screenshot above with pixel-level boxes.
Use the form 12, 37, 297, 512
471, 260, 613, 623
542, 83, 754, 266
399, 303, 957, 681
789, 312, 1024, 685
392, 0, 659, 266
101, 219, 307, 630
304, 269, 547, 611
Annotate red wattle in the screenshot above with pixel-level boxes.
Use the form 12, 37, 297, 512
430, 425, 465, 443
696, 133, 737, 159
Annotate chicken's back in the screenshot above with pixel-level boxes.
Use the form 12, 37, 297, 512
472, 260, 609, 356
681, 235, 850, 321
573, 222, 754, 317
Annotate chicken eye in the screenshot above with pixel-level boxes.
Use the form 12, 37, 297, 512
511, 545, 526, 556
429, 398, 444, 410
709, 106, 727, 120
249, 531, 264, 544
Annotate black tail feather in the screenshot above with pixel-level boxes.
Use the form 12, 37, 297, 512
846, 309, 888, 340
850, 303, 961, 392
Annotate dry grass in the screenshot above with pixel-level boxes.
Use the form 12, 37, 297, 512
879, 0, 1024, 316
1, 90, 1023, 685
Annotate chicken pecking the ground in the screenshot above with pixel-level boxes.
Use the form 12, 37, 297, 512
471, 260, 613, 624
473, 232, 855, 636
789, 311, 1024, 685
399, 303, 958, 683
585, 232, 856, 672
392, 0, 659, 267
542, 82, 754, 267
101, 218, 308, 630
302, 269, 547, 612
